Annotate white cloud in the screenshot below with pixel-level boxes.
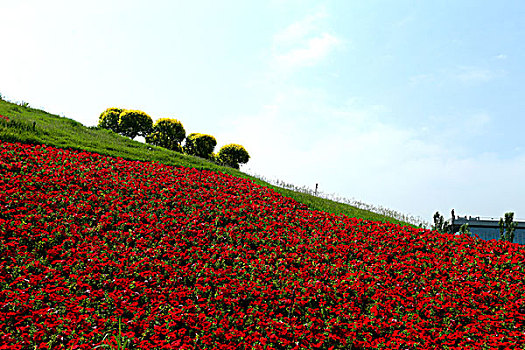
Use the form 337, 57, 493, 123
274, 33, 341, 69
409, 65, 506, 87
465, 112, 491, 134
271, 8, 343, 73
273, 9, 328, 45
393, 14, 416, 28
455, 66, 505, 84
408, 73, 435, 85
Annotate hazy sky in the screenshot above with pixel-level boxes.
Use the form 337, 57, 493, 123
2, 0, 525, 222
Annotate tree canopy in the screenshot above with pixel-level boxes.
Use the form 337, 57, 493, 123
118, 110, 153, 140
184, 133, 217, 159
146, 118, 186, 152
218, 144, 250, 169
98, 107, 123, 133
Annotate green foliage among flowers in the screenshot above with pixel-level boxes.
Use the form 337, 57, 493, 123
184, 133, 217, 159
218, 143, 250, 169
145, 118, 186, 152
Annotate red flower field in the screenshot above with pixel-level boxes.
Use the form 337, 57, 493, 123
1, 140, 524, 349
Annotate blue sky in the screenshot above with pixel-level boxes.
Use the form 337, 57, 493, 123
2, 0, 525, 223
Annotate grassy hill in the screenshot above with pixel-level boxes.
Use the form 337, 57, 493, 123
0, 97, 415, 226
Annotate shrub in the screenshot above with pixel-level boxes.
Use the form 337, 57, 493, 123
146, 118, 186, 152
217, 144, 250, 169
118, 110, 153, 140
458, 223, 471, 235
98, 108, 123, 133
184, 133, 217, 159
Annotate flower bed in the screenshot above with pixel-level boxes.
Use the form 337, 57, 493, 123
0, 141, 524, 349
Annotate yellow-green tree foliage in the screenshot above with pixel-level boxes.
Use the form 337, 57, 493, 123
218, 144, 250, 169
146, 118, 186, 152
98, 107, 123, 133
184, 133, 217, 159
118, 110, 153, 140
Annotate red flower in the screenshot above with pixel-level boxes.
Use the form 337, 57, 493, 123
0, 140, 524, 349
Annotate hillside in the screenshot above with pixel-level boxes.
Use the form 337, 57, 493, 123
0, 98, 416, 227
1, 140, 524, 349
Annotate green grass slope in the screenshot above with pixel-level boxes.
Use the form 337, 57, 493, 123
0, 98, 412, 226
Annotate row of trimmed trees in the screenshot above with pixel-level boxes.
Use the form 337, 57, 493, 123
98, 108, 250, 169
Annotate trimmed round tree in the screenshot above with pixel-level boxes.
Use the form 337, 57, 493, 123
218, 144, 250, 169
146, 118, 186, 152
118, 110, 153, 139
98, 107, 123, 133
184, 133, 217, 159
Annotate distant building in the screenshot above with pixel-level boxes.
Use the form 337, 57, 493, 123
448, 213, 525, 245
